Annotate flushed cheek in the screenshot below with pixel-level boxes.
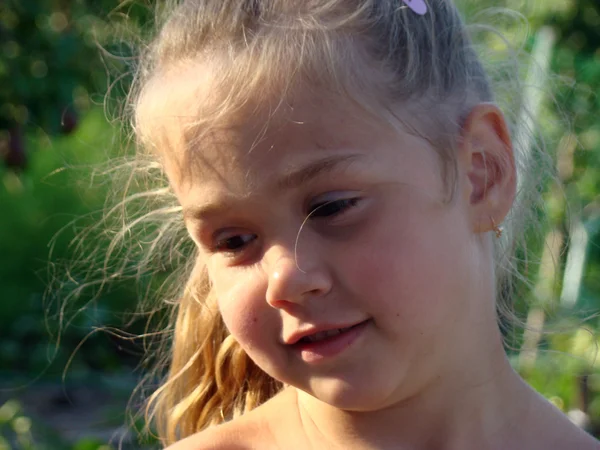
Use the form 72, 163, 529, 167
341, 218, 464, 333
212, 271, 277, 352
344, 243, 432, 324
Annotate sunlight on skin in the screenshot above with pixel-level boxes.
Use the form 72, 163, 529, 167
151, 70, 599, 449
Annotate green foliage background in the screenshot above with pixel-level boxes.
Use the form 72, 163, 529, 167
1, 0, 600, 448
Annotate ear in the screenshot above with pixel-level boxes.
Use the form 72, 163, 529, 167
457, 103, 516, 235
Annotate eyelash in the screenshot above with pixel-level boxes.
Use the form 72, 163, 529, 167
213, 233, 258, 254
212, 197, 361, 256
308, 197, 360, 218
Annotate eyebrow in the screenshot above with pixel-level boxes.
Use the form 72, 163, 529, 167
183, 201, 234, 222
275, 153, 363, 191
183, 153, 364, 222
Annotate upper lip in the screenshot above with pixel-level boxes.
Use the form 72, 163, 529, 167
284, 320, 368, 345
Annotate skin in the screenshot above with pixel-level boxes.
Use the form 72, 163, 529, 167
154, 72, 600, 449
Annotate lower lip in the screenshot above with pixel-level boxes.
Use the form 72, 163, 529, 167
291, 320, 369, 364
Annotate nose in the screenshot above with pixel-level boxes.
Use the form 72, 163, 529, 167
264, 242, 332, 309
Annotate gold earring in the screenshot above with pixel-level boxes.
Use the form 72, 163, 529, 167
491, 217, 503, 239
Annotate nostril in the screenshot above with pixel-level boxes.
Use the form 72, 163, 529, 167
267, 297, 300, 311
264, 244, 332, 306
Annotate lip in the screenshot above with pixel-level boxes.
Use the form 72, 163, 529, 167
285, 320, 368, 345
288, 319, 370, 364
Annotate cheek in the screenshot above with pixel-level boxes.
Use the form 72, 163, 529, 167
340, 207, 471, 329
211, 268, 275, 351
344, 236, 434, 322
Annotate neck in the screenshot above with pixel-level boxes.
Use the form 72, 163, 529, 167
293, 339, 534, 450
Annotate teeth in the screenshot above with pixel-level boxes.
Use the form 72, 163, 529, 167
302, 327, 348, 343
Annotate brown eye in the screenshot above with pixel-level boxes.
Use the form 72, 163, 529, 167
308, 198, 360, 218
214, 233, 257, 253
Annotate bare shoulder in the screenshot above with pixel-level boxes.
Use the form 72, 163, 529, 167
164, 389, 301, 450
547, 425, 600, 450
164, 419, 265, 450
525, 393, 600, 450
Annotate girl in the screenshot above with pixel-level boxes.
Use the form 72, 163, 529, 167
125, 0, 600, 448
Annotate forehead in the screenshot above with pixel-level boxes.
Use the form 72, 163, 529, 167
143, 68, 397, 197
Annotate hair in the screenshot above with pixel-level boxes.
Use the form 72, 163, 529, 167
99, 0, 554, 446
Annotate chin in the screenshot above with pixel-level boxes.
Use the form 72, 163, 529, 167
306, 376, 401, 412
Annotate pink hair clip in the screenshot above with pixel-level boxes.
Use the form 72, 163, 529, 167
402, 0, 428, 15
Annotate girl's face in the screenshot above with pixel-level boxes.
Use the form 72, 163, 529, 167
167, 91, 497, 411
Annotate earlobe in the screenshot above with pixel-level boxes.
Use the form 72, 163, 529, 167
459, 103, 517, 235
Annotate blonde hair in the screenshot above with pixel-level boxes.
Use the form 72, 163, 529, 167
116, 0, 552, 445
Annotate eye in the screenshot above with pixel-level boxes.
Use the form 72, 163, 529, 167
213, 232, 257, 253
308, 197, 361, 218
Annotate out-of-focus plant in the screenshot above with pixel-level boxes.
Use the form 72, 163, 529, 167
0, 110, 143, 375
0, 0, 151, 170
0, 399, 115, 450
516, 326, 600, 435
0, 397, 159, 449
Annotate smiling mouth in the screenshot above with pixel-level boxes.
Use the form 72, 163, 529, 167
290, 320, 370, 363
298, 322, 365, 344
